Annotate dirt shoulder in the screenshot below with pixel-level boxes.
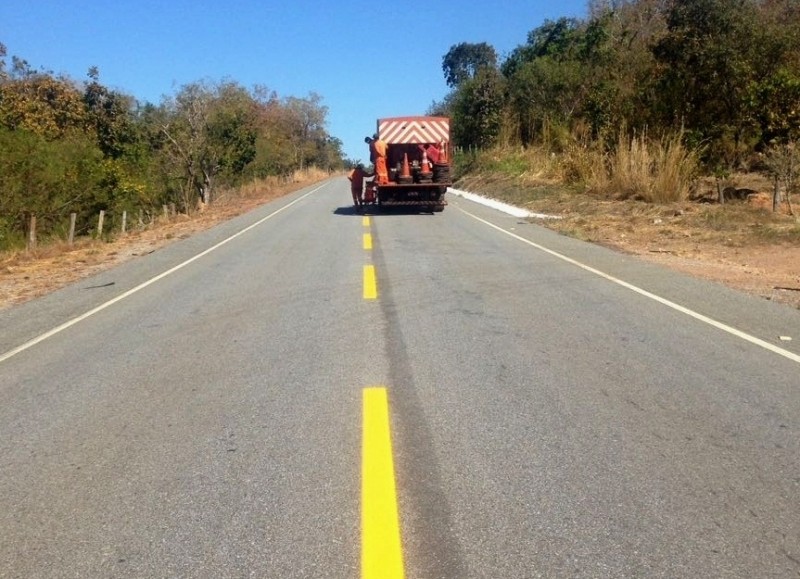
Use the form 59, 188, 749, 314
2, 174, 799, 312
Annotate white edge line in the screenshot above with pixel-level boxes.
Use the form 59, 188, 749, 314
449, 187, 562, 220
458, 206, 800, 365
0, 184, 326, 364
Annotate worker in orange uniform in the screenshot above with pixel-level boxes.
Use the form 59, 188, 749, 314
348, 163, 373, 208
366, 134, 389, 185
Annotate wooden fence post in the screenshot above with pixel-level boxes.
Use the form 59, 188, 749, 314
97, 210, 105, 238
68, 213, 76, 245
121, 210, 127, 235
28, 214, 37, 251
774, 176, 780, 213
163, 205, 169, 221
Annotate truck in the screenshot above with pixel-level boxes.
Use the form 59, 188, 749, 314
364, 116, 452, 213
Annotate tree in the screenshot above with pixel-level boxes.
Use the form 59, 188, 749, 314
0, 127, 104, 247
83, 67, 138, 159
159, 80, 258, 209
451, 68, 507, 148
501, 18, 583, 78
282, 92, 329, 169
442, 42, 498, 88
652, 0, 764, 165
507, 56, 586, 145
0, 68, 86, 139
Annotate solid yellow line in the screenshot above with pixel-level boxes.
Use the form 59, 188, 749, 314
363, 233, 373, 250
363, 216, 371, 227
362, 387, 405, 579
363, 265, 377, 300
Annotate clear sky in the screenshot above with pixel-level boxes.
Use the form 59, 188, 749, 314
0, 0, 588, 163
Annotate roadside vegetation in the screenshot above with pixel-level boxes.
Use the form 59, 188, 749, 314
435, 0, 800, 243
0, 47, 344, 252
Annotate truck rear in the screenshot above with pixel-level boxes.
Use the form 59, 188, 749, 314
369, 116, 452, 212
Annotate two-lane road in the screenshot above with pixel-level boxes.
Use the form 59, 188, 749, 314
1, 178, 798, 577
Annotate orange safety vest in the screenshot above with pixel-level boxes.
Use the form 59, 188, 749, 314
373, 139, 389, 184
348, 167, 369, 191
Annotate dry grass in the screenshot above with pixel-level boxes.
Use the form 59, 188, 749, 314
457, 128, 700, 205
592, 130, 700, 203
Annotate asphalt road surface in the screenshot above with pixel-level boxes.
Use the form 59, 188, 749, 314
1, 178, 799, 578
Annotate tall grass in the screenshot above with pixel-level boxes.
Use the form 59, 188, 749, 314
595, 129, 700, 203
454, 127, 699, 205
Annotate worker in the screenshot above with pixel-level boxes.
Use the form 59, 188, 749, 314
371, 134, 389, 185
347, 163, 373, 208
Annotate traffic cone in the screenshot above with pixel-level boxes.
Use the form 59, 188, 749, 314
420, 150, 430, 173
397, 153, 413, 184
419, 149, 433, 183
401, 153, 411, 178
438, 141, 447, 163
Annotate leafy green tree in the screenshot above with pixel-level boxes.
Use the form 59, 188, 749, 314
502, 18, 583, 78
314, 136, 344, 171
751, 69, 800, 144
0, 67, 86, 139
507, 56, 586, 145
204, 81, 258, 181
451, 68, 507, 148
282, 92, 329, 169
0, 128, 104, 248
159, 80, 259, 208
652, 0, 764, 164
442, 42, 498, 88
83, 67, 138, 159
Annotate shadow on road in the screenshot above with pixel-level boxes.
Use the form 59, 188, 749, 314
332, 205, 437, 216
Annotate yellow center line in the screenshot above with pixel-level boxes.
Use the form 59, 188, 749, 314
362, 387, 405, 579
363, 265, 378, 300
363, 216, 371, 227
363, 233, 373, 250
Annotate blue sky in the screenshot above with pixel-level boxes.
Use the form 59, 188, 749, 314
1, 0, 587, 162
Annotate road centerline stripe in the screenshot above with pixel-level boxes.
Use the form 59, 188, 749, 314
0, 184, 327, 365
363, 265, 378, 300
362, 387, 405, 579
458, 206, 800, 365
363, 216, 371, 227
364, 233, 373, 250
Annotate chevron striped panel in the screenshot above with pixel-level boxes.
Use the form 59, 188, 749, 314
378, 117, 450, 144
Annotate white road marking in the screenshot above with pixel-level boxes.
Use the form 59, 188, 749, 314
0, 185, 325, 364
458, 206, 800, 365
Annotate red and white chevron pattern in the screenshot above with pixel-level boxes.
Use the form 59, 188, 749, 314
378, 117, 450, 144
